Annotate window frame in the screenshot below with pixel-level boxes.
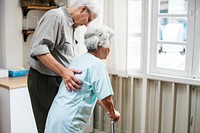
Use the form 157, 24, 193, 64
192, 0, 200, 79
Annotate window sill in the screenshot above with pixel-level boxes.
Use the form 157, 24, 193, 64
147, 73, 200, 86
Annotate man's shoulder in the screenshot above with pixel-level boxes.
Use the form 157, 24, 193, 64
44, 7, 63, 16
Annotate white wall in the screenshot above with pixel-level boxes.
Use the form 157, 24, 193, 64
0, 0, 5, 68
0, 0, 23, 69
0, 0, 46, 69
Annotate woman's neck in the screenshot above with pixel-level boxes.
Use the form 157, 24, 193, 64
88, 51, 102, 59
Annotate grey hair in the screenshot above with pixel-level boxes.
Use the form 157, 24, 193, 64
69, 0, 100, 15
84, 25, 114, 51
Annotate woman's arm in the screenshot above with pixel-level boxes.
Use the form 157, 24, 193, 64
97, 95, 120, 122
96, 100, 108, 112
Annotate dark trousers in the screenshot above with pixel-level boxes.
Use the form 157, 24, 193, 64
28, 68, 62, 133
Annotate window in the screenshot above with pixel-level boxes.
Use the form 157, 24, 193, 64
149, 0, 198, 78
127, 0, 144, 74
107, 0, 200, 79
104, 0, 144, 76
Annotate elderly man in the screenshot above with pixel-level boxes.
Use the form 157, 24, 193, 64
45, 25, 120, 133
27, 0, 100, 132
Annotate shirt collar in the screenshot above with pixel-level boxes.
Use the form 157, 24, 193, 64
61, 6, 74, 27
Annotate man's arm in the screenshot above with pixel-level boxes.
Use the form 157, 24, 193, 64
36, 53, 82, 91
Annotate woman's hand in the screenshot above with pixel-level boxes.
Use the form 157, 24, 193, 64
108, 110, 120, 122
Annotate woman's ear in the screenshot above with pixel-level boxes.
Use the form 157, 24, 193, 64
105, 48, 110, 54
98, 46, 103, 52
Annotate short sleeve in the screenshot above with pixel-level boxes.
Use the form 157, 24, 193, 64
30, 14, 61, 59
90, 61, 114, 100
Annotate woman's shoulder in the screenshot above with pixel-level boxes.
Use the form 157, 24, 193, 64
69, 53, 106, 71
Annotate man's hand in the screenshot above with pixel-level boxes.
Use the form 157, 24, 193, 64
36, 54, 82, 91
61, 68, 82, 92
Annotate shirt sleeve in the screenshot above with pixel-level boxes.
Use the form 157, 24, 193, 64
90, 61, 114, 100
30, 13, 61, 59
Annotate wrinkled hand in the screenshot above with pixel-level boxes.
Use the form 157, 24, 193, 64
62, 68, 82, 92
108, 110, 120, 122
113, 110, 120, 122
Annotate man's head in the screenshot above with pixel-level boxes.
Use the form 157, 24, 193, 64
84, 25, 114, 59
68, 0, 100, 28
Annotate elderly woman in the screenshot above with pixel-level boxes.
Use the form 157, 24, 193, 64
45, 25, 120, 133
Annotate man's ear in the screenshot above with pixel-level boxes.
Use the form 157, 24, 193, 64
79, 6, 88, 13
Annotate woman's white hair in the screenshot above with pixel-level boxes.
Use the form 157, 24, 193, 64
84, 25, 114, 51
69, 0, 100, 15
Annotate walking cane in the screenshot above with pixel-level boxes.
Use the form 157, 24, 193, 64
111, 119, 115, 133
